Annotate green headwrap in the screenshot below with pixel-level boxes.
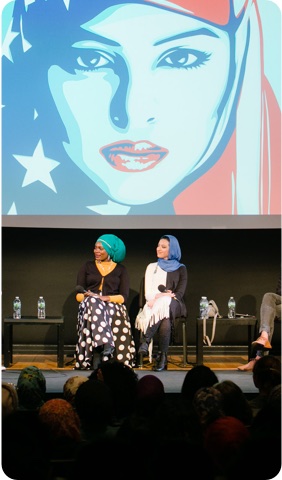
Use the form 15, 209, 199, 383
96, 234, 126, 263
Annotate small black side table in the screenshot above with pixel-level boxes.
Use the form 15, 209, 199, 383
3, 316, 65, 368
196, 315, 257, 365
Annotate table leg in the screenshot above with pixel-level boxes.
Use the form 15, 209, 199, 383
4, 324, 13, 367
57, 324, 64, 368
196, 320, 203, 365
181, 321, 187, 367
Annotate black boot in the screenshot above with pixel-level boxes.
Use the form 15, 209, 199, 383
138, 341, 149, 356
138, 323, 159, 357
153, 352, 167, 371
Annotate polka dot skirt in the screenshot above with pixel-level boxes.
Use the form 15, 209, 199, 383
75, 296, 136, 369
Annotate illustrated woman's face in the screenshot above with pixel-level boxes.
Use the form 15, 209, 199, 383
48, 4, 230, 207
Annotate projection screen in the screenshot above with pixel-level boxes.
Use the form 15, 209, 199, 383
1, 0, 281, 229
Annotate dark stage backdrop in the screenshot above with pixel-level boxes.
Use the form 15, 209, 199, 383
1, 227, 281, 352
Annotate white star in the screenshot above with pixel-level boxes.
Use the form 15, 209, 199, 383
63, 0, 71, 10
13, 140, 60, 192
2, 19, 19, 62
7, 202, 17, 215
19, 15, 32, 53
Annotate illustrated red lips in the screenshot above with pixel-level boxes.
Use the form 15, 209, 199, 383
100, 141, 169, 172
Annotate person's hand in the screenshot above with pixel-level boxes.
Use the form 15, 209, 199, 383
99, 295, 110, 302
155, 291, 175, 299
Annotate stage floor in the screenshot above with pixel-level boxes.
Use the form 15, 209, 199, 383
1, 353, 260, 395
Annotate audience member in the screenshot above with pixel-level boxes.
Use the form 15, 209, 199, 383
63, 375, 89, 407
74, 378, 115, 443
75, 233, 136, 369
135, 374, 165, 416
238, 274, 281, 371
136, 234, 187, 371
248, 355, 281, 417
115, 374, 165, 450
192, 386, 224, 430
181, 365, 219, 410
16, 365, 46, 411
2, 382, 18, 418
89, 359, 138, 425
38, 398, 82, 478
203, 416, 250, 479
2, 410, 51, 480
229, 384, 281, 480
38, 398, 81, 457
214, 379, 253, 427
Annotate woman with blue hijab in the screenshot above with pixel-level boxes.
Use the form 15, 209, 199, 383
136, 235, 187, 371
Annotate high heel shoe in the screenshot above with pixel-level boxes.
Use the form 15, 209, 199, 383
252, 335, 272, 349
153, 352, 167, 372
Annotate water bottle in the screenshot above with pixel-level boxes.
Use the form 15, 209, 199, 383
13, 296, 21, 319
228, 296, 236, 318
199, 296, 209, 318
37, 296, 46, 319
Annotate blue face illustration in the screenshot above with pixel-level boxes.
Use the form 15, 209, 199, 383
48, 4, 230, 207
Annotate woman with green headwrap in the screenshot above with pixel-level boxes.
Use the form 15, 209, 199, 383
74, 234, 136, 369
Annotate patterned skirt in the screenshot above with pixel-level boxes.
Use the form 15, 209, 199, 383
75, 296, 136, 369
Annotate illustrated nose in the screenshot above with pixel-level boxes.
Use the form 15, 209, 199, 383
110, 67, 157, 131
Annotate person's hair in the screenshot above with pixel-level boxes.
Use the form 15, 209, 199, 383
75, 378, 114, 429
181, 365, 218, 405
214, 379, 253, 426
89, 360, 138, 419
252, 355, 281, 392
2, 382, 19, 418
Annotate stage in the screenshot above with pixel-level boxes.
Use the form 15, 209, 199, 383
1, 353, 259, 396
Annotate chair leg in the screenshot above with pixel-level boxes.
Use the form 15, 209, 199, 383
139, 353, 143, 367
182, 321, 187, 367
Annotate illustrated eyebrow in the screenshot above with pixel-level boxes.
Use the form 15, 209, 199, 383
74, 33, 120, 48
154, 28, 219, 46
74, 27, 219, 49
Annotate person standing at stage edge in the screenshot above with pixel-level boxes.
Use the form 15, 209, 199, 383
136, 235, 187, 371
74, 234, 136, 370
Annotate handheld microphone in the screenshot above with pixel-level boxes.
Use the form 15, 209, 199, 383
75, 285, 87, 294
158, 284, 179, 301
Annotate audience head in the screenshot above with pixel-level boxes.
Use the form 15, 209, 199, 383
89, 360, 138, 420
135, 374, 165, 414
252, 355, 281, 393
16, 365, 46, 411
181, 365, 218, 407
214, 379, 253, 426
193, 386, 224, 428
204, 416, 250, 477
63, 375, 89, 406
38, 398, 81, 442
2, 382, 18, 418
75, 378, 114, 436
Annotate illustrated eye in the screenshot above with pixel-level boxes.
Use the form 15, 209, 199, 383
75, 50, 114, 71
157, 47, 211, 70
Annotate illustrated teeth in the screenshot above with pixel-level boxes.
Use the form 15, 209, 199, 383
133, 142, 153, 151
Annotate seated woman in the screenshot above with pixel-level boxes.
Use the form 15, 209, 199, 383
74, 234, 136, 370
238, 275, 281, 371
136, 234, 187, 371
